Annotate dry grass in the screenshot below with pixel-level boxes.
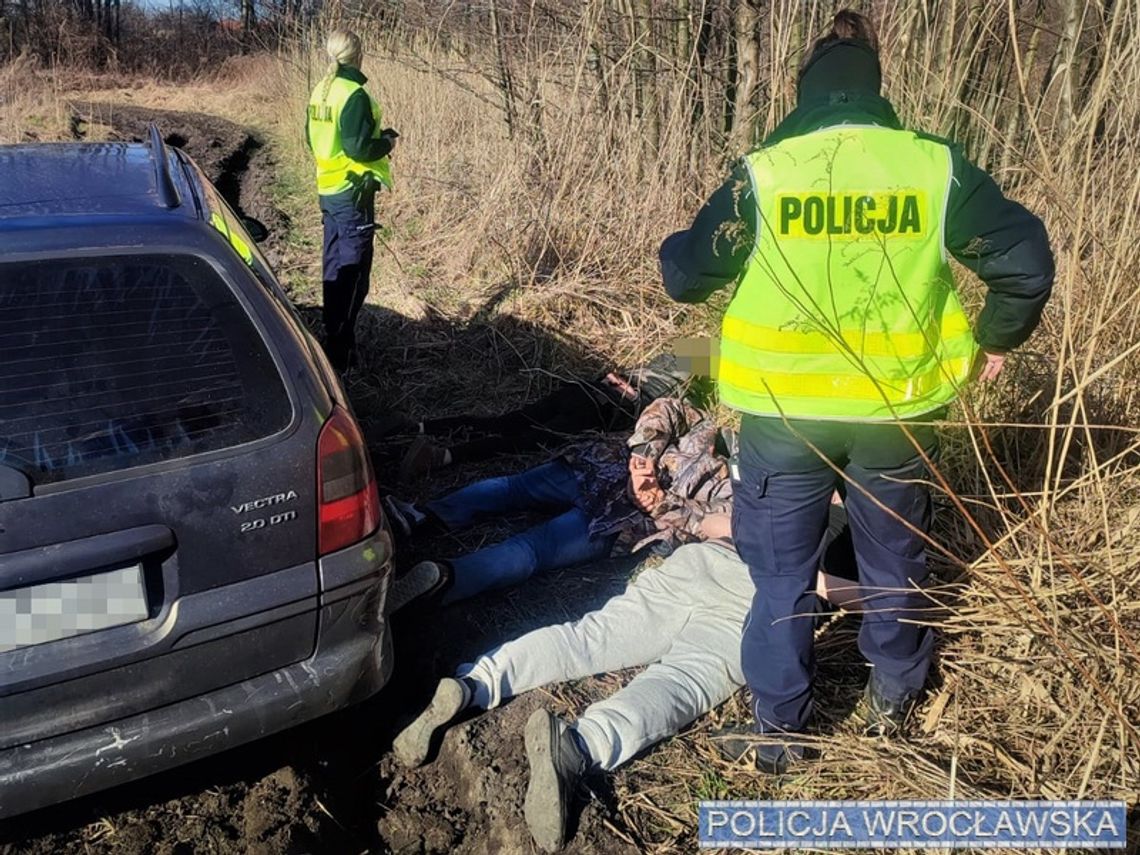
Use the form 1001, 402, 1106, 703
2, 0, 1138, 848
0, 57, 74, 143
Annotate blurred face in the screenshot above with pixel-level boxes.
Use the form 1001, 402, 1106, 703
603, 372, 638, 401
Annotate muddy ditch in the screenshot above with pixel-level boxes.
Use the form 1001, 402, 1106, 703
68, 102, 291, 255
0, 108, 648, 855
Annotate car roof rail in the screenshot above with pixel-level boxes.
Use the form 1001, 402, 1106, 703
147, 122, 182, 209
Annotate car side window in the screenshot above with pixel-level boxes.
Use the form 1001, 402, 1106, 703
184, 160, 323, 363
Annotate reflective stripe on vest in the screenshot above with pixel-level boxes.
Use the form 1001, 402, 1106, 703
717, 125, 977, 421
307, 75, 393, 196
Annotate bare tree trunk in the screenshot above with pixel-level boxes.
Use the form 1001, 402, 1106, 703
692, 0, 714, 127
1052, 0, 1081, 137
896, 0, 924, 72
1000, 0, 1045, 177
946, 0, 986, 141
631, 0, 659, 149
675, 0, 690, 64
787, 1, 804, 81
1075, 0, 1113, 115
489, 0, 518, 138
729, 0, 760, 153
18, 0, 28, 56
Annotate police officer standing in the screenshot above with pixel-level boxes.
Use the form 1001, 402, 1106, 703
660, 10, 1054, 772
306, 28, 398, 372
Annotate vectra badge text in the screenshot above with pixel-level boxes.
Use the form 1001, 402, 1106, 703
231, 490, 299, 515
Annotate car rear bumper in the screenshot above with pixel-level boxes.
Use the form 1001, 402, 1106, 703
0, 536, 393, 820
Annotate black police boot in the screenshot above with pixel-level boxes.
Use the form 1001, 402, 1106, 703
523, 709, 588, 852
710, 726, 805, 774
324, 338, 353, 373
863, 672, 918, 737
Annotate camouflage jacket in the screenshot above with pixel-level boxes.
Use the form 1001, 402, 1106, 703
558, 397, 733, 554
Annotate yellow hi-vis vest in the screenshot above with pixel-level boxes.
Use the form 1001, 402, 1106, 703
307, 75, 393, 196
718, 125, 977, 421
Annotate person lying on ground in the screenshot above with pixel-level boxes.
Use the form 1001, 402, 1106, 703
385, 353, 690, 481
391, 507, 859, 852
383, 395, 733, 610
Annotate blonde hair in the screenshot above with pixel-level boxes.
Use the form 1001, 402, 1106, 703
327, 28, 362, 69
321, 28, 363, 99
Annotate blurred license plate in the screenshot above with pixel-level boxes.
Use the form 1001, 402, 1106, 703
0, 564, 148, 653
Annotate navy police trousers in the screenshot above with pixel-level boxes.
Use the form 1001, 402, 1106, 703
320, 187, 376, 370
733, 414, 939, 733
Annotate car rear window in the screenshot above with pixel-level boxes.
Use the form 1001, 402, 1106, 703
0, 254, 292, 487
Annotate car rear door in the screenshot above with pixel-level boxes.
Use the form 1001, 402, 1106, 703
0, 249, 323, 749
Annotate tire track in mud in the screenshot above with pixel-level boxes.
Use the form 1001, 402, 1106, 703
69, 102, 291, 251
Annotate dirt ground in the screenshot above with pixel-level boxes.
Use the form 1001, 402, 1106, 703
0, 106, 655, 854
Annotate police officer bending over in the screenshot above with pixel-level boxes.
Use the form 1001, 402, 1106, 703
660, 9, 1054, 773
306, 28, 398, 371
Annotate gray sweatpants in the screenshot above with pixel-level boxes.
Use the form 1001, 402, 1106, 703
458, 541, 752, 771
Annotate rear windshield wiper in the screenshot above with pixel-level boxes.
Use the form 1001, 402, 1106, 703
0, 463, 32, 502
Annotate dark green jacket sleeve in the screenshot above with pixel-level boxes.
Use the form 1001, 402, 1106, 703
659, 162, 756, 303
339, 89, 393, 162
944, 147, 1054, 351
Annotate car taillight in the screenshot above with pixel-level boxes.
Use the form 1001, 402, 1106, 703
317, 406, 381, 556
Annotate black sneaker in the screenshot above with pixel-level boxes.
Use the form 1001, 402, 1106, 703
386, 560, 451, 614
863, 672, 917, 737
710, 726, 805, 774
523, 709, 588, 852
392, 677, 473, 768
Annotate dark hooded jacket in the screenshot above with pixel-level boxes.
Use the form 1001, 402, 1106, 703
659, 39, 1054, 353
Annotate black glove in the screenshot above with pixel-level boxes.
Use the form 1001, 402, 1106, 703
375, 127, 399, 159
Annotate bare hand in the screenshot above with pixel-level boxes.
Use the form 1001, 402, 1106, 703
977, 350, 1007, 382
629, 453, 653, 476
628, 455, 664, 512
700, 513, 732, 540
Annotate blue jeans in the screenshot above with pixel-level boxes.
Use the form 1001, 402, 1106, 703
425, 460, 615, 604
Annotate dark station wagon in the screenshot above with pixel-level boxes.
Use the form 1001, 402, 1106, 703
0, 127, 394, 818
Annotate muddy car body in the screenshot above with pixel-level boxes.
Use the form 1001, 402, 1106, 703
0, 129, 394, 818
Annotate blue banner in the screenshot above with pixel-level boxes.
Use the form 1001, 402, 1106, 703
698, 800, 1129, 849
